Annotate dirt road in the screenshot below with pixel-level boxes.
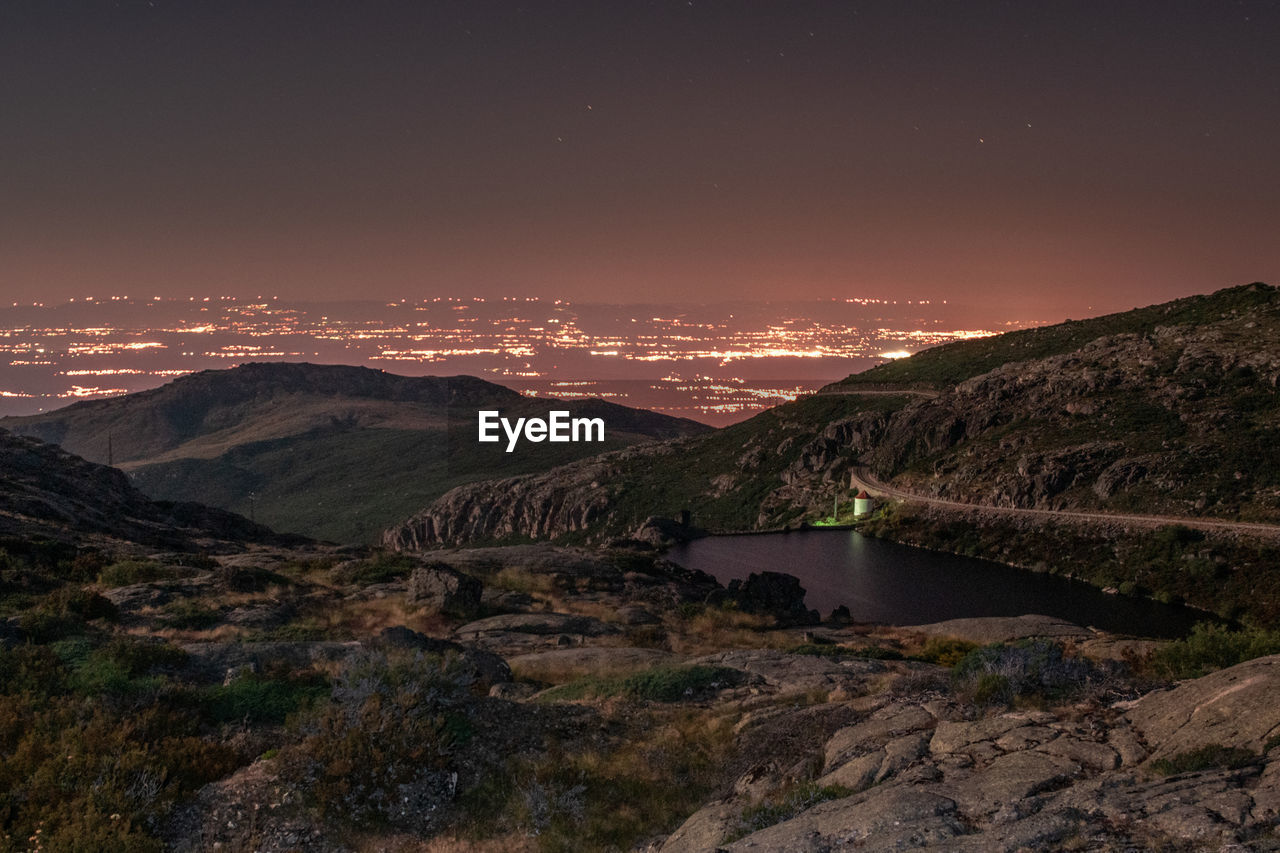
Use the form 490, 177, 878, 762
850, 467, 1280, 540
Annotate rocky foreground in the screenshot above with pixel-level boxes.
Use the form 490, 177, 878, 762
12, 542, 1265, 851
662, 653, 1280, 852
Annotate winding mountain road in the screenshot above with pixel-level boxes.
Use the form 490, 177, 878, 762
850, 467, 1280, 540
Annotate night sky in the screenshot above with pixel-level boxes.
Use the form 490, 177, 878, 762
2, 1, 1277, 317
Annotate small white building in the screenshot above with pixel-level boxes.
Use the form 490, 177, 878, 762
853, 489, 875, 517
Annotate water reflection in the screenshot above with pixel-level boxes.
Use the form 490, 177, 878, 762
667, 530, 1204, 638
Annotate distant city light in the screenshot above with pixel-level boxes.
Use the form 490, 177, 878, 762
0, 296, 1040, 422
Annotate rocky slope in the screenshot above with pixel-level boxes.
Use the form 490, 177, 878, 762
23, 531, 1280, 852
0, 428, 291, 550
2, 362, 709, 543
851, 301, 1280, 519
5, 434, 1280, 851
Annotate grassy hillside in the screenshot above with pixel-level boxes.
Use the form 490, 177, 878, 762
131, 421, 647, 544
828, 282, 1278, 391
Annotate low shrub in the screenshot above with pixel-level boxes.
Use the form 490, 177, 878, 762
220, 564, 291, 592
1150, 744, 1258, 776
790, 643, 904, 660
952, 639, 1098, 706
1148, 622, 1280, 680
68, 638, 187, 697
279, 649, 477, 832
0, 656, 244, 850
912, 637, 978, 667
460, 709, 735, 852
159, 600, 225, 630
0, 643, 67, 696
332, 552, 420, 585
43, 585, 119, 620
245, 621, 331, 642
98, 559, 178, 587
539, 665, 743, 703
202, 672, 328, 725
18, 587, 118, 641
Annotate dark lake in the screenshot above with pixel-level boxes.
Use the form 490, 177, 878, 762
666, 530, 1207, 638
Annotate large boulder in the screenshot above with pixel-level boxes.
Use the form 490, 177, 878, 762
712, 571, 820, 626
407, 563, 482, 617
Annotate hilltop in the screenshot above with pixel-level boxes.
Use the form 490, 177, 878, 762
2, 363, 709, 543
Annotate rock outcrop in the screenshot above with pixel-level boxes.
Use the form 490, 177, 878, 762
384, 457, 627, 548
709, 571, 821, 626
666, 652, 1280, 851
407, 563, 483, 617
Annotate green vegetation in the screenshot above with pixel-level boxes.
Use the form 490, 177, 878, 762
0, 636, 246, 851
159, 599, 225, 630
332, 551, 421, 585
912, 637, 980, 667
1148, 622, 1280, 680
1150, 744, 1258, 776
98, 558, 182, 587
278, 649, 478, 832
201, 671, 329, 725
17, 585, 118, 642
539, 664, 743, 703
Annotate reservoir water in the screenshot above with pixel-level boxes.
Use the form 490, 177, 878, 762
667, 530, 1206, 638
